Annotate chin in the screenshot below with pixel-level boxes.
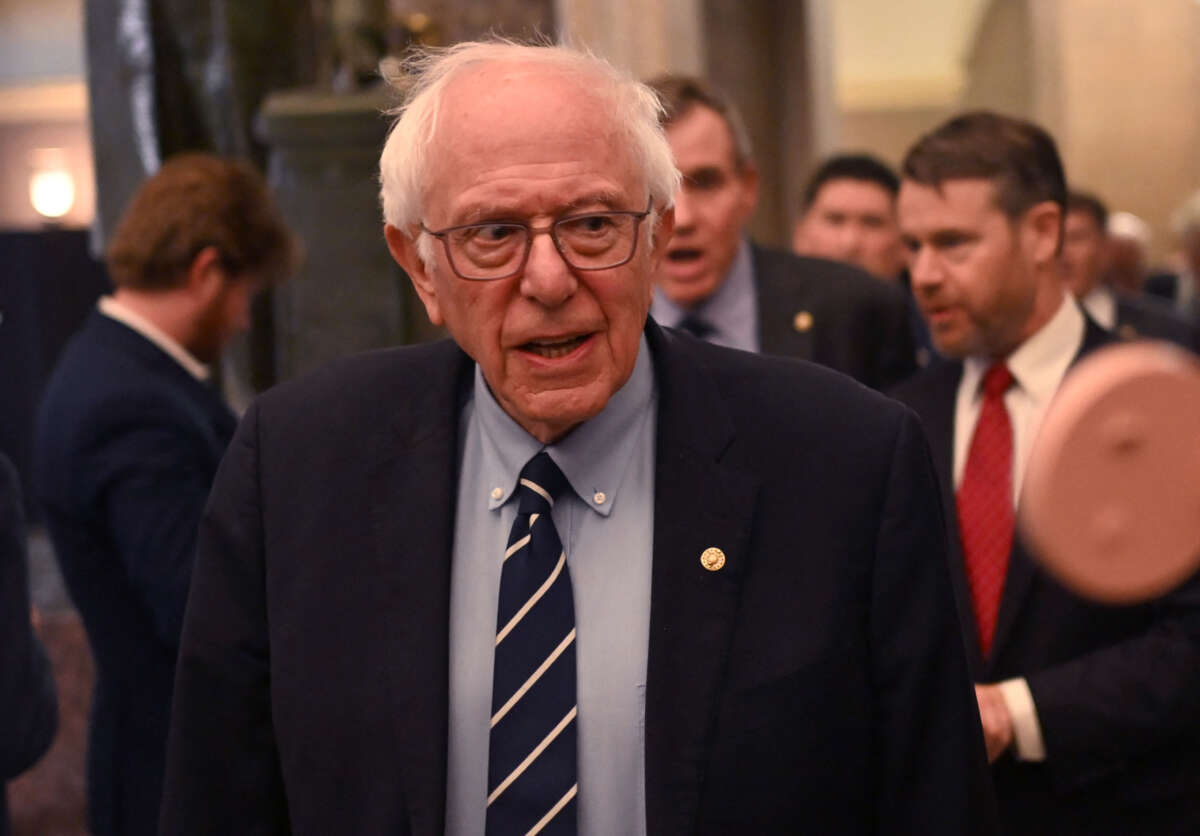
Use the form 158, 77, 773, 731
505, 386, 610, 442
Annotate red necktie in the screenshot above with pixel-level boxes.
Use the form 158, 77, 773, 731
956, 362, 1015, 657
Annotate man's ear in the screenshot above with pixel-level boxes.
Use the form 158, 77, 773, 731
1023, 200, 1064, 267
737, 161, 761, 221
384, 224, 444, 326
186, 246, 227, 303
649, 206, 675, 268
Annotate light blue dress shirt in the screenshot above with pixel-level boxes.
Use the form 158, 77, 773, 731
650, 238, 760, 352
445, 336, 657, 836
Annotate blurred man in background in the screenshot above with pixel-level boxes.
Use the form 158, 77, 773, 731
646, 76, 916, 390
792, 152, 906, 282
1102, 210, 1152, 295
1061, 191, 1196, 349
794, 152, 932, 365
34, 153, 297, 836
892, 111, 1200, 835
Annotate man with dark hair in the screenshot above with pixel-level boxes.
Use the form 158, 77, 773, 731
34, 152, 297, 836
794, 152, 932, 366
892, 111, 1200, 834
1063, 191, 1197, 349
793, 153, 905, 282
645, 75, 915, 390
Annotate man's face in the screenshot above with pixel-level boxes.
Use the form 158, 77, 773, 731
386, 64, 672, 443
1060, 209, 1106, 298
793, 178, 904, 280
656, 105, 758, 309
898, 178, 1052, 359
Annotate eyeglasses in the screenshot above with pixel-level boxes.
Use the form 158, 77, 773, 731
420, 199, 653, 281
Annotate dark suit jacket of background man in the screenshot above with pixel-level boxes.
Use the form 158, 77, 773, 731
891, 317, 1200, 835
161, 320, 997, 835
33, 311, 236, 836
1111, 293, 1200, 351
0, 454, 57, 836
751, 245, 917, 389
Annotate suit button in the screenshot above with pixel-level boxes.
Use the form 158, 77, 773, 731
700, 547, 726, 571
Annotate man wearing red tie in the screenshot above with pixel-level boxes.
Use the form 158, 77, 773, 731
892, 112, 1200, 834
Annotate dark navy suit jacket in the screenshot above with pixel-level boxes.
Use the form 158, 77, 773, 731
161, 320, 996, 834
753, 245, 917, 389
0, 454, 57, 836
34, 311, 235, 836
892, 318, 1200, 835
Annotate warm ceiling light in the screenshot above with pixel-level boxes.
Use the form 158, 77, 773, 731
29, 148, 75, 220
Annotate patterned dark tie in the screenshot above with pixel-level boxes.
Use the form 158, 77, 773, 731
677, 314, 715, 340
486, 452, 578, 836
956, 362, 1016, 657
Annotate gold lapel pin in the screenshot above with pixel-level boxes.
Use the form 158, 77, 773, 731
700, 547, 726, 572
793, 311, 813, 333
1117, 324, 1138, 341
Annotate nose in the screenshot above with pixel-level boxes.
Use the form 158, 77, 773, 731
519, 229, 578, 308
838, 224, 863, 257
907, 245, 941, 291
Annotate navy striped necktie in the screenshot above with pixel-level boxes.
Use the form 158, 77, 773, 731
487, 451, 579, 835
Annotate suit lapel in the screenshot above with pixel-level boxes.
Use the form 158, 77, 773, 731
752, 245, 815, 360
642, 323, 758, 835
916, 362, 987, 675
367, 342, 472, 836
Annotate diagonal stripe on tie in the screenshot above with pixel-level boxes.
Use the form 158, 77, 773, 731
487, 451, 579, 836
527, 784, 578, 836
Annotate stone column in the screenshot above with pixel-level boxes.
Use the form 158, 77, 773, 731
555, 0, 705, 78
257, 86, 440, 384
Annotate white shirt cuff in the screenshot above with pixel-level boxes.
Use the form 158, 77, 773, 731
997, 677, 1046, 761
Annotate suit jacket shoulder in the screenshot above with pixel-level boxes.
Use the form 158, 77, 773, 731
1114, 294, 1199, 350
752, 245, 917, 389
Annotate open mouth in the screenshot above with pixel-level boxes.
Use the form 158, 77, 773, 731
667, 248, 703, 263
520, 334, 592, 359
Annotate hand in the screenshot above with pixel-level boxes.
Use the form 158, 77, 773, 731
975, 684, 1014, 763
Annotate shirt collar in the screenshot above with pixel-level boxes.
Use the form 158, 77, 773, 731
474, 334, 657, 518
650, 238, 754, 336
1079, 285, 1117, 329
98, 296, 210, 381
962, 290, 1084, 407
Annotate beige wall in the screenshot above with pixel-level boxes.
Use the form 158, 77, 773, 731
1055, 0, 1200, 261
838, 106, 952, 171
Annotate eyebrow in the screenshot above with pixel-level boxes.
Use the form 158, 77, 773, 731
456, 191, 632, 224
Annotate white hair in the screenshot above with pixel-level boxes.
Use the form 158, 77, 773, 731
377, 40, 680, 267
1107, 211, 1151, 247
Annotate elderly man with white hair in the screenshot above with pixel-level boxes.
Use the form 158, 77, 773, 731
160, 40, 994, 835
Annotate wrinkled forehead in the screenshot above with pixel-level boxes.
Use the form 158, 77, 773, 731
421, 62, 642, 206
438, 63, 624, 156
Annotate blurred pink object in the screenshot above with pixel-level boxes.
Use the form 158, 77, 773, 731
1020, 341, 1200, 603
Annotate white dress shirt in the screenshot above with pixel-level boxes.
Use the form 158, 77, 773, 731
1079, 286, 1117, 330
953, 292, 1085, 761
